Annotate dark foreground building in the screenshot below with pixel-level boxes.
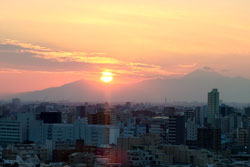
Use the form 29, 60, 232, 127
197, 128, 221, 151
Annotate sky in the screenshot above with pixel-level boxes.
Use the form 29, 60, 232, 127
0, 0, 250, 94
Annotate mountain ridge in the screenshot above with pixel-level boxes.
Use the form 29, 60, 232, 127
3, 69, 250, 103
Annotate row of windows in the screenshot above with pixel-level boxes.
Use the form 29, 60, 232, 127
0, 124, 20, 127
0, 128, 20, 130
0, 134, 21, 137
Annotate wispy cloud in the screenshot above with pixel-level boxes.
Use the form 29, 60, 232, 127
1, 39, 51, 51
0, 39, 189, 80
178, 63, 197, 68
29, 50, 120, 64
2, 39, 120, 65
0, 68, 23, 74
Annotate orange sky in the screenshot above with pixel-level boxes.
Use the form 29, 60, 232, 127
0, 0, 250, 94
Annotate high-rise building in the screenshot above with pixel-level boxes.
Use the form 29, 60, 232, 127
168, 115, 185, 145
197, 128, 221, 151
186, 118, 197, 146
207, 89, 220, 128
17, 112, 36, 142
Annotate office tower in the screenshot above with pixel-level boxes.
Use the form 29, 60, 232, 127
168, 115, 185, 145
197, 128, 221, 151
207, 89, 220, 128
195, 106, 207, 127
17, 112, 36, 142
186, 118, 197, 146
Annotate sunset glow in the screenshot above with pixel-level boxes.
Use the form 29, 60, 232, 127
0, 0, 250, 94
0, 1, 250, 164
100, 71, 113, 83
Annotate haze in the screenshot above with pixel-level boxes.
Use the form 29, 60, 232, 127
0, 0, 250, 95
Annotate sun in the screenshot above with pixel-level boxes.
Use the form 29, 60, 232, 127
100, 71, 113, 83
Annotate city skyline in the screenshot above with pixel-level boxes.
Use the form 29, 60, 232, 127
1, 0, 250, 166
0, 92, 249, 166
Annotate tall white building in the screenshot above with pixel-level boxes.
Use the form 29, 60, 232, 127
29, 119, 120, 146
42, 123, 74, 143
17, 112, 37, 142
207, 89, 220, 128
74, 120, 120, 146
186, 118, 197, 142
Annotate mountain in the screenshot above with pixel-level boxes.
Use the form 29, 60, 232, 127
4, 69, 250, 103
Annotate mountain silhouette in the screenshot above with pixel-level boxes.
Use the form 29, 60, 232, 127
5, 69, 250, 103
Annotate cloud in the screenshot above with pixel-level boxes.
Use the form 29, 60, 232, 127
1, 39, 51, 51
178, 63, 197, 68
2, 39, 119, 65
29, 50, 120, 64
0, 68, 23, 74
0, 39, 185, 80
221, 69, 230, 72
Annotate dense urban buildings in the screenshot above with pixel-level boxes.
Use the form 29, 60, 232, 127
0, 89, 250, 166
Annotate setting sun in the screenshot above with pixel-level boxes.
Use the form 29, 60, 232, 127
100, 71, 113, 83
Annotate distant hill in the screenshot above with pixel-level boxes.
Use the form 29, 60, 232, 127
5, 69, 250, 103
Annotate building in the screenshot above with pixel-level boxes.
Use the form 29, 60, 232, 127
195, 106, 207, 127
245, 107, 250, 117
235, 128, 249, 148
0, 119, 23, 146
76, 106, 87, 118
40, 112, 62, 124
220, 104, 234, 117
185, 118, 197, 146
0, 146, 2, 159
163, 107, 176, 116
12, 98, 21, 109
127, 145, 168, 167
168, 115, 185, 145
88, 111, 111, 125
207, 89, 220, 128
42, 123, 74, 144
161, 145, 216, 166
197, 128, 221, 151
16, 112, 37, 142
82, 125, 120, 146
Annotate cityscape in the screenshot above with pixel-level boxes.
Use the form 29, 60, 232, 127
0, 88, 250, 166
1, 0, 250, 166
